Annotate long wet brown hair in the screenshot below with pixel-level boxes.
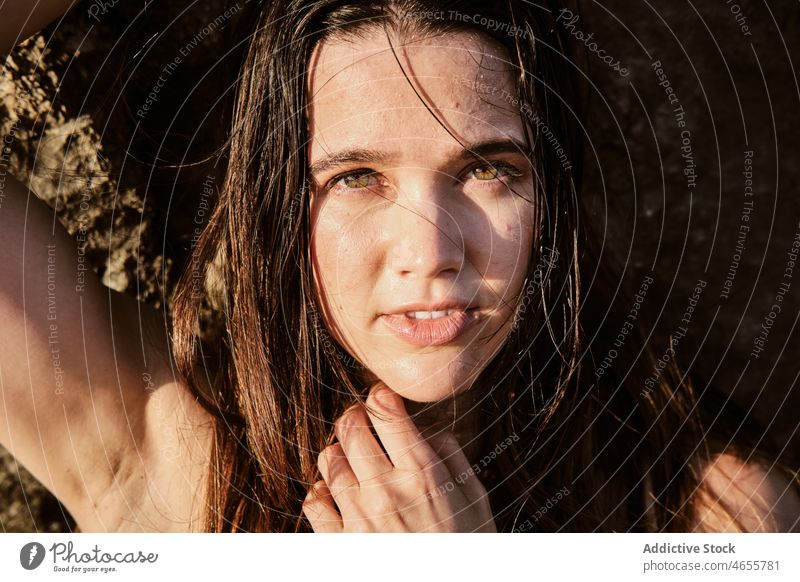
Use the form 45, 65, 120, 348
169, 0, 797, 532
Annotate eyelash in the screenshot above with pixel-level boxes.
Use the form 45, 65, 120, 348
325, 161, 524, 194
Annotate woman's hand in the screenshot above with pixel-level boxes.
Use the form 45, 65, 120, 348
303, 384, 497, 532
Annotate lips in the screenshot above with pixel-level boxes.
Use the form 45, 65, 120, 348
381, 306, 479, 346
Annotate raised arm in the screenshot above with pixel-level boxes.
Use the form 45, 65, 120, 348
0, 0, 156, 523
0, 1, 178, 529
0, 173, 169, 528
0, 1, 219, 532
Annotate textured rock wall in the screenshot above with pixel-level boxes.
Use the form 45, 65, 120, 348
578, 0, 800, 460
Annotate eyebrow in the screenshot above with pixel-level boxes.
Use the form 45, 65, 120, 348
309, 138, 532, 177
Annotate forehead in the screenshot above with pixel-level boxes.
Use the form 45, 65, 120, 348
307, 29, 522, 158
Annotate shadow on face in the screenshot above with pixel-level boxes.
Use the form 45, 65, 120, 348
307, 27, 537, 403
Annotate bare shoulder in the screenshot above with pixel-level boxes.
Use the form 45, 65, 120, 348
691, 452, 800, 532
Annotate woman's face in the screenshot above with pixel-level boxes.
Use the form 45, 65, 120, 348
308, 29, 536, 403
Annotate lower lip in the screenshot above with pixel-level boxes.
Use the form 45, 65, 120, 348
381, 309, 478, 347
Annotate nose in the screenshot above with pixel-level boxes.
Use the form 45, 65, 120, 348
388, 178, 464, 280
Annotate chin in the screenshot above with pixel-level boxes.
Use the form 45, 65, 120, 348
368, 354, 483, 404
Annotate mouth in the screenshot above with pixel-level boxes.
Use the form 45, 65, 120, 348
405, 308, 463, 319
380, 306, 480, 346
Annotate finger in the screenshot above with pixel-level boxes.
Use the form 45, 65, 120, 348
425, 431, 490, 504
318, 443, 359, 499
364, 384, 447, 479
303, 480, 343, 533
334, 405, 393, 484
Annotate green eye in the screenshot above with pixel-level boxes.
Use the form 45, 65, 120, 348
472, 165, 501, 180
468, 162, 522, 182
331, 171, 379, 190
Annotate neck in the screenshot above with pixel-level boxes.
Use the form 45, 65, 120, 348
403, 388, 485, 463
355, 369, 486, 463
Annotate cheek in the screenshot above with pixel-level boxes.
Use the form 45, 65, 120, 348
311, 201, 385, 313
477, 200, 536, 293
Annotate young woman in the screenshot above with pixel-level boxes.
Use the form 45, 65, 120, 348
1, 0, 798, 533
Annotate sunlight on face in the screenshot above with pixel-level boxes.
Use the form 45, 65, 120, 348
307, 29, 536, 403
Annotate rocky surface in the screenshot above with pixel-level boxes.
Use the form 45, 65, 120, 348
578, 0, 800, 462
